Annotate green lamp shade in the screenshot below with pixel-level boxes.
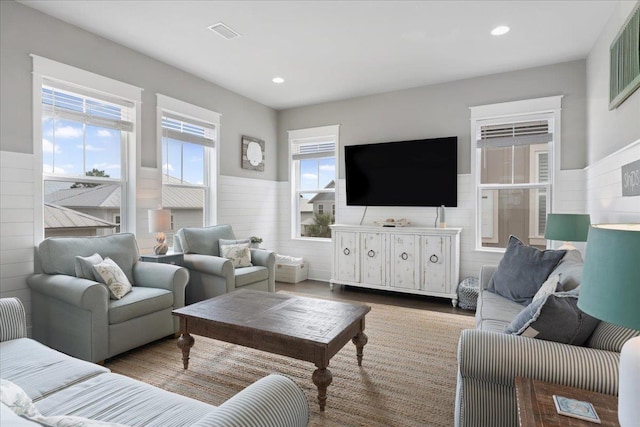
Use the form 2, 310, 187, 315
578, 224, 640, 330
544, 213, 591, 242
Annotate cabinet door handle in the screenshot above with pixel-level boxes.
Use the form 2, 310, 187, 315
400, 252, 409, 260
430, 254, 439, 263
343, 248, 351, 256
368, 250, 375, 258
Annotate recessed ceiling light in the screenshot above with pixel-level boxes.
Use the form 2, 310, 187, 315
491, 25, 510, 36
272, 77, 285, 84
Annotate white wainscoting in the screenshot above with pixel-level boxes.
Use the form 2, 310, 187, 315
0, 151, 35, 327
217, 175, 280, 250
586, 139, 640, 223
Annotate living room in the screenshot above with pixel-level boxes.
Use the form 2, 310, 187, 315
1, 0, 639, 426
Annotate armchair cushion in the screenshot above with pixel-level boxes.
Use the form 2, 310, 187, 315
235, 266, 269, 287
488, 236, 566, 305
92, 258, 133, 300
221, 243, 252, 268
108, 287, 173, 325
177, 225, 235, 256
74, 253, 103, 281
38, 233, 139, 283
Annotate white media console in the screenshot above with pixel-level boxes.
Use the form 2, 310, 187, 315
330, 224, 462, 306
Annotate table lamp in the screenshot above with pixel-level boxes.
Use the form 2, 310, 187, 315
148, 208, 171, 255
544, 213, 591, 250
578, 224, 640, 427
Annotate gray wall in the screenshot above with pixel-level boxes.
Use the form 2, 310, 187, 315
586, 0, 640, 165
0, 0, 278, 181
277, 60, 587, 180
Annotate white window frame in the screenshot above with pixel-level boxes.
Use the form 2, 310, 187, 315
156, 94, 220, 229
32, 55, 142, 243
470, 96, 562, 253
288, 124, 340, 241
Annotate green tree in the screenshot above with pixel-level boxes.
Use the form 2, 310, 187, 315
71, 168, 110, 188
307, 212, 334, 238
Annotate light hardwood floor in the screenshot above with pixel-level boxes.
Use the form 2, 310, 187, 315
276, 279, 475, 317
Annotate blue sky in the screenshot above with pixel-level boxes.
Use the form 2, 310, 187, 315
42, 117, 122, 179
299, 157, 335, 200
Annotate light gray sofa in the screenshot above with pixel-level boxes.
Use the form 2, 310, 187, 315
455, 250, 639, 427
27, 233, 189, 363
174, 225, 276, 304
0, 298, 310, 427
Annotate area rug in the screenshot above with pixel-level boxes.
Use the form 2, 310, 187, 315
106, 294, 474, 427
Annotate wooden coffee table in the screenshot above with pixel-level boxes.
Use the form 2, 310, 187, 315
172, 289, 371, 411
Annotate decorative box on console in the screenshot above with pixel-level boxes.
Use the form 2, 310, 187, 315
275, 254, 308, 283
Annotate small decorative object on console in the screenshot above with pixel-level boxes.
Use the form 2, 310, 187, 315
553, 395, 601, 423
249, 236, 263, 248
374, 218, 410, 227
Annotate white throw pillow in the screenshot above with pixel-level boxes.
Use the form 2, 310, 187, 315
532, 274, 562, 302
220, 243, 252, 268
92, 257, 133, 300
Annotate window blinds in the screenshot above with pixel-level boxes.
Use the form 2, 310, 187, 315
161, 113, 216, 147
41, 79, 134, 132
291, 137, 335, 160
477, 120, 551, 148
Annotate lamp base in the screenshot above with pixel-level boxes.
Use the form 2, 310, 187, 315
619, 336, 640, 426
154, 232, 168, 255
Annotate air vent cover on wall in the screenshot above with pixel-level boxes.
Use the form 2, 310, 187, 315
609, 3, 640, 110
208, 22, 241, 40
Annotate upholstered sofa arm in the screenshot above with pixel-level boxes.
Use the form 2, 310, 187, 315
458, 329, 620, 395
133, 263, 189, 309
192, 374, 309, 427
0, 298, 27, 342
479, 266, 496, 291
250, 249, 276, 292
27, 274, 109, 311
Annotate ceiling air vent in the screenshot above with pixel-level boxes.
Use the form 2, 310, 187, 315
208, 22, 241, 40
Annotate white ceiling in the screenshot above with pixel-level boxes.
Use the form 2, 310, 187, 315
20, 0, 621, 110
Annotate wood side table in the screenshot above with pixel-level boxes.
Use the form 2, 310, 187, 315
140, 253, 184, 266
515, 377, 619, 426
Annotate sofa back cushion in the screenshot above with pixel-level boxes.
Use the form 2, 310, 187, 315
176, 225, 236, 256
586, 321, 640, 352
549, 250, 584, 291
38, 233, 139, 283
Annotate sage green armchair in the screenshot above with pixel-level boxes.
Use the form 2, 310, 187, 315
174, 225, 276, 304
27, 233, 189, 363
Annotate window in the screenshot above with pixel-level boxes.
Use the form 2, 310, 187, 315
157, 94, 219, 247
471, 97, 561, 251
289, 125, 339, 239
33, 57, 140, 241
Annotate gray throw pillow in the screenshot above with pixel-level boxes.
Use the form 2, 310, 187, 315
74, 253, 103, 281
488, 236, 566, 305
505, 288, 600, 345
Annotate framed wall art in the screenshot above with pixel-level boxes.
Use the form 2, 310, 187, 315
241, 135, 265, 171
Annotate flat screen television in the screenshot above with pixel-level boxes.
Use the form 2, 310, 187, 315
345, 137, 457, 207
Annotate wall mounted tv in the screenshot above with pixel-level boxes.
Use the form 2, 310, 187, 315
345, 137, 458, 207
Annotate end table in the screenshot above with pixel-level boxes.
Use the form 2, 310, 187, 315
140, 253, 184, 266
515, 377, 619, 426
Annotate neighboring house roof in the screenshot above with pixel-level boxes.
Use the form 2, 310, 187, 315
301, 217, 317, 226
45, 184, 121, 208
308, 180, 336, 204
45, 178, 202, 209
44, 203, 117, 229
